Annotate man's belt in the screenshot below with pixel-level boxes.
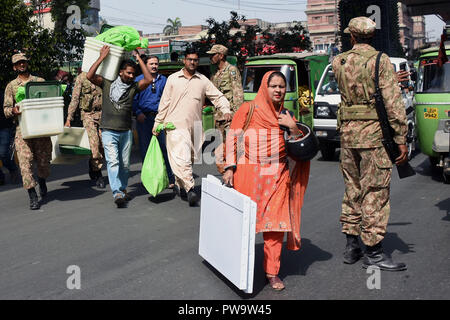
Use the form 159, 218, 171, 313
339, 104, 379, 121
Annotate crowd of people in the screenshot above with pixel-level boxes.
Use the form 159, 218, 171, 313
1, 16, 412, 292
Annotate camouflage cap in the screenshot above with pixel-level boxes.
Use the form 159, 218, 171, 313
206, 44, 228, 55
12, 53, 28, 64
344, 16, 376, 38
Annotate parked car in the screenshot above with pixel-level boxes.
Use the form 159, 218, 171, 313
313, 58, 417, 160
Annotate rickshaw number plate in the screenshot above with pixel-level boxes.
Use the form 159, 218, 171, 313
424, 108, 438, 119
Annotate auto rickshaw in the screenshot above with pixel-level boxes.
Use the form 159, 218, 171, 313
242, 53, 329, 128
414, 43, 450, 183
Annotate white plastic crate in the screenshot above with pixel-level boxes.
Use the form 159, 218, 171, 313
19, 97, 64, 139
199, 175, 257, 294
51, 127, 91, 164
81, 37, 125, 81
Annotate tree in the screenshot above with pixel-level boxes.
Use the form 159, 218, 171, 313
0, 0, 93, 89
193, 12, 312, 69
0, 0, 56, 87
163, 17, 182, 36
271, 23, 312, 53
193, 11, 263, 68
49, 0, 91, 69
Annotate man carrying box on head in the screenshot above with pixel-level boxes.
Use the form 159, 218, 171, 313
3, 53, 52, 210
87, 45, 151, 208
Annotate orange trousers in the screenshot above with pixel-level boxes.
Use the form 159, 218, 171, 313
263, 232, 285, 275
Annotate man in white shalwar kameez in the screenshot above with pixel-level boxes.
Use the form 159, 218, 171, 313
153, 48, 231, 206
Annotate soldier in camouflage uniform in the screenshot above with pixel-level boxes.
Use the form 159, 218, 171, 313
332, 17, 409, 271
65, 72, 105, 188
208, 44, 244, 139
3, 53, 52, 210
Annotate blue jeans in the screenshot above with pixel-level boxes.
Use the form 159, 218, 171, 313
0, 128, 18, 180
136, 113, 174, 184
101, 129, 133, 198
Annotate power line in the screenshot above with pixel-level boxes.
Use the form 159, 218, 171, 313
212, 0, 307, 7
179, 0, 298, 13
101, 4, 197, 26
102, 16, 165, 27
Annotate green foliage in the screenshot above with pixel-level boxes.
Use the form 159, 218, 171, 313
270, 23, 312, 53
193, 12, 312, 69
164, 17, 182, 36
193, 12, 252, 68
48, 0, 90, 32
0, 0, 91, 89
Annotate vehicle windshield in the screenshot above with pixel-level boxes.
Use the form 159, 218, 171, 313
243, 64, 296, 93
416, 57, 450, 93
317, 69, 339, 95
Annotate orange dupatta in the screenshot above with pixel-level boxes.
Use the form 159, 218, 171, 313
225, 71, 310, 250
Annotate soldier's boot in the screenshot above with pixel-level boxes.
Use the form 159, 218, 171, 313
94, 171, 106, 189
28, 188, 40, 210
38, 177, 47, 198
343, 234, 363, 264
88, 160, 96, 181
362, 242, 407, 271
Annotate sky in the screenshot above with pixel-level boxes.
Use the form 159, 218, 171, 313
99, 0, 446, 41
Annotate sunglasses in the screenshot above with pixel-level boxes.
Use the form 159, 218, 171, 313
151, 82, 156, 93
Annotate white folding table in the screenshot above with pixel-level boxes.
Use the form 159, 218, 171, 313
199, 175, 257, 294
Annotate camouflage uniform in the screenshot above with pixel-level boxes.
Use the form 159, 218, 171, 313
3, 74, 52, 190
208, 45, 244, 139
67, 72, 104, 171
332, 17, 407, 247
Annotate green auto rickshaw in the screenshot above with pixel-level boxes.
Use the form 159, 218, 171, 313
242, 53, 329, 128
414, 44, 450, 183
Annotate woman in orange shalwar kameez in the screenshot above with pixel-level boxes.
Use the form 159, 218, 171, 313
223, 71, 310, 291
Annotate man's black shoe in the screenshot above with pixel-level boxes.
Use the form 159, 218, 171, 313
28, 188, 40, 210
173, 185, 187, 199
187, 188, 198, 207
362, 242, 407, 271
96, 176, 106, 189
343, 234, 363, 264
38, 177, 47, 198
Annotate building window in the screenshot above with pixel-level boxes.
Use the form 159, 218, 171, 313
314, 16, 322, 22
328, 16, 334, 25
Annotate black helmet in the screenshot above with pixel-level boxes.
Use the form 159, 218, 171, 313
284, 122, 319, 161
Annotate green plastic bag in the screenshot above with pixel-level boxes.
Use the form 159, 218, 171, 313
95, 26, 149, 51
141, 136, 169, 197
15, 87, 25, 103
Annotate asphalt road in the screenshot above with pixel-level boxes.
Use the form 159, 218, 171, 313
0, 146, 449, 300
